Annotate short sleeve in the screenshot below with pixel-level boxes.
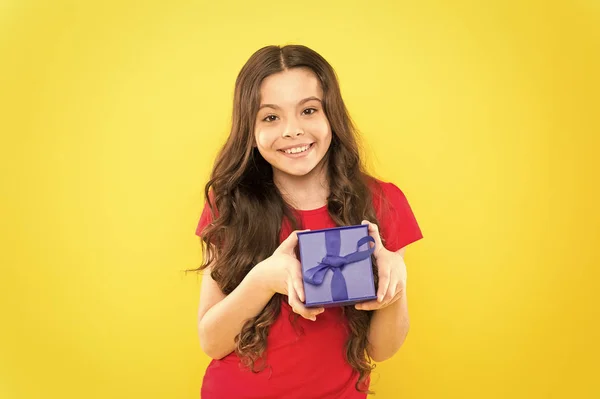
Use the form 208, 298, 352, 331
195, 204, 213, 238
376, 182, 424, 252
195, 191, 218, 240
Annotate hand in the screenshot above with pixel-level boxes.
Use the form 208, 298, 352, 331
254, 230, 325, 321
355, 220, 407, 311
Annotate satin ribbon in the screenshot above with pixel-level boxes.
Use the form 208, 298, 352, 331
303, 229, 375, 301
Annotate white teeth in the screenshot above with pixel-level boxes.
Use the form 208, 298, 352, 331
284, 144, 310, 154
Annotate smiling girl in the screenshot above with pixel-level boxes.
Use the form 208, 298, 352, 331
193, 44, 423, 399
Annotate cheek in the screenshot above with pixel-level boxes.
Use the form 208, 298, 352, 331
255, 129, 275, 151
306, 117, 331, 140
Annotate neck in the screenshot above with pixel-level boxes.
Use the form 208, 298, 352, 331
273, 163, 329, 211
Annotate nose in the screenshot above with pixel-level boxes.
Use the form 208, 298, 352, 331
283, 130, 304, 138
282, 117, 304, 138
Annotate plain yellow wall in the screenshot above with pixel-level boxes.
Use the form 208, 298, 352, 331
1, 0, 598, 398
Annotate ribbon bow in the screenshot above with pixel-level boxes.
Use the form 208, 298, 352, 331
303, 229, 375, 302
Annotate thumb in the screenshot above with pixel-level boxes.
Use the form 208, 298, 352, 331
275, 229, 309, 255
362, 220, 384, 254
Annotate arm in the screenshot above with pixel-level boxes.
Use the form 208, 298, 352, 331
197, 232, 324, 360
356, 220, 414, 361
197, 264, 274, 359
367, 248, 410, 362
361, 184, 422, 361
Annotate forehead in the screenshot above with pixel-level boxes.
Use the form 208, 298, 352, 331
259, 67, 323, 105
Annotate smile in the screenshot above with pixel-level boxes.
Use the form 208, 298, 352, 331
279, 143, 314, 156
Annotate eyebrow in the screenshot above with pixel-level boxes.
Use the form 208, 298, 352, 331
258, 96, 322, 111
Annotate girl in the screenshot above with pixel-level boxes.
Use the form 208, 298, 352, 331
194, 44, 423, 399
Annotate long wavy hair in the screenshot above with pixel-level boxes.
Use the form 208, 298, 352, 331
194, 44, 384, 393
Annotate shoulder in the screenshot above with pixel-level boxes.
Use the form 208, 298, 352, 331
196, 189, 219, 238
365, 176, 424, 252
366, 177, 407, 211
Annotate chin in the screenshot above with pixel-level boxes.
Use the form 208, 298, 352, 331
276, 163, 320, 177
281, 167, 315, 177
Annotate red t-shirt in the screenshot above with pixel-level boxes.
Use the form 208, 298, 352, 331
195, 179, 423, 399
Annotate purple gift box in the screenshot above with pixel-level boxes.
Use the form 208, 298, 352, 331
297, 225, 377, 308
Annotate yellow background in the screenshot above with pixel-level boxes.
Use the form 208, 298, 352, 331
1, 0, 598, 398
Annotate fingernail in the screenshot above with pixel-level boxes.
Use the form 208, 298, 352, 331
378, 295, 383, 302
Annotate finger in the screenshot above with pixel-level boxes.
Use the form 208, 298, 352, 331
292, 302, 324, 320
307, 306, 325, 319
361, 220, 384, 252
356, 289, 404, 310
292, 267, 306, 303
275, 231, 299, 254
354, 299, 382, 311
376, 266, 391, 303
288, 280, 323, 320
275, 229, 310, 255
385, 271, 399, 304
378, 285, 395, 308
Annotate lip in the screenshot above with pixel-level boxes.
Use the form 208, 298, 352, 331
278, 142, 314, 151
278, 143, 315, 158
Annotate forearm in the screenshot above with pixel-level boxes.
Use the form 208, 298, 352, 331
367, 289, 410, 362
198, 266, 273, 359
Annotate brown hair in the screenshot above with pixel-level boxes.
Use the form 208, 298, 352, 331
194, 44, 382, 393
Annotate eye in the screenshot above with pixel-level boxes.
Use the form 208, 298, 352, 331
302, 108, 317, 115
263, 115, 278, 122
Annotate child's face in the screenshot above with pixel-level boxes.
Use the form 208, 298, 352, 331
254, 67, 332, 180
